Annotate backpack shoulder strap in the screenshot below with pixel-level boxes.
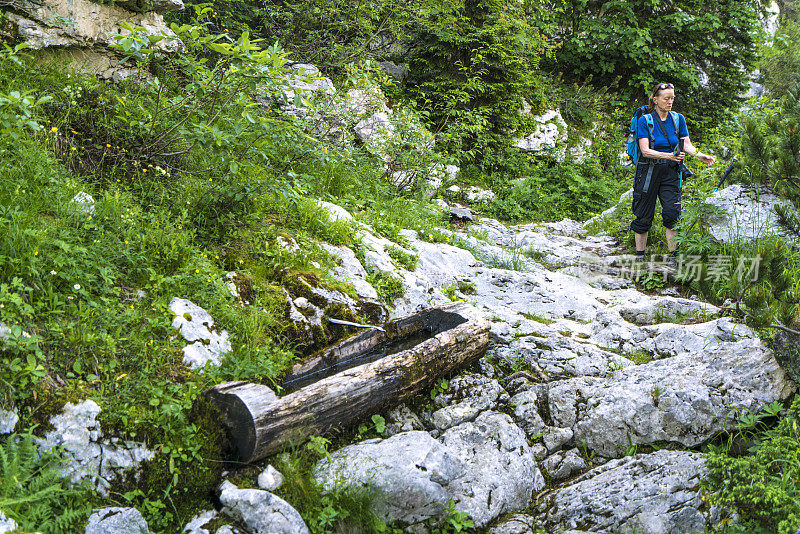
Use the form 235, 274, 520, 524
645, 113, 655, 145
669, 111, 680, 135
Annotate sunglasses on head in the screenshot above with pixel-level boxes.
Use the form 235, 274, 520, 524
658, 83, 674, 90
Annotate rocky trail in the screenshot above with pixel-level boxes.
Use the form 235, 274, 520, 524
308, 206, 795, 533
3, 201, 795, 534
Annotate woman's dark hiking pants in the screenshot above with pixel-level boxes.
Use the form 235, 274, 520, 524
630, 159, 681, 234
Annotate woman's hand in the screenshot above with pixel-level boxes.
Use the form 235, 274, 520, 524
697, 152, 716, 166
670, 152, 685, 162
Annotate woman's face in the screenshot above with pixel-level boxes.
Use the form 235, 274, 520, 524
653, 88, 675, 111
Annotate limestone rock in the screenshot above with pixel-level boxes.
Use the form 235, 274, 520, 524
548, 338, 795, 457
705, 184, 798, 245
354, 111, 394, 145
385, 403, 426, 437
182, 510, 217, 534
540, 451, 719, 534
488, 514, 538, 534
542, 426, 574, 453
429, 374, 508, 431
509, 389, 546, 438
36, 400, 154, 494
70, 191, 95, 214
315, 413, 543, 529
2, 0, 180, 80
113, 0, 184, 13
0, 511, 16, 534
514, 109, 567, 153
85, 507, 153, 534
377, 60, 409, 81
440, 412, 544, 528
314, 431, 459, 523
257, 465, 284, 492
0, 408, 18, 435
465, 186, 496, 203
170, 298, 231, 369
219, 481, 309, 534
542, 448, 586, 481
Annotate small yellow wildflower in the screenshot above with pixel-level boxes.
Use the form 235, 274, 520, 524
50, 126, 58, 133
106, 144, 111, 148
195, 269, 200, 273
71, 147, 77, 151
87, 215, 92, 221
34, 251, 39, 256
142, 169, 147, 173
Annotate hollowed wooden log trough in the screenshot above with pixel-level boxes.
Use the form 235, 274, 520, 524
204, 302, 489, 463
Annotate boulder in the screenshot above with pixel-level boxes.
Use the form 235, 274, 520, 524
182, 510, 217, 534
488, 514, 539, 534
315, 412, 544, 528
540, 451, 721, 534
542, 448, 587, 481
548, 338, 795, 457
169, 298, 231, 369
85, 507, 152, 534
219, 481, 309, 534
705, 184, 798, 245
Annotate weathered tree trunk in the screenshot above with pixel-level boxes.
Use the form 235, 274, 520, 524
204, 302, 489, 463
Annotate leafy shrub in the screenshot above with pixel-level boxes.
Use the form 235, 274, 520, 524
482, 160, 621, 223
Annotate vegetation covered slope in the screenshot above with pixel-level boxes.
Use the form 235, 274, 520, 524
0, 0, 799, 532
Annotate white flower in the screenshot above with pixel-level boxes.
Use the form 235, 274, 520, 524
50, 270, 57, 275
74, 284, 81, 290
22, 331, 30, 338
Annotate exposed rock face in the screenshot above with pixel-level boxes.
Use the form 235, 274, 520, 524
36, 400, 155, 494
315, 412, 544, 529
540, 451, 720, 534
548, 337, 794, 457
304, 204, 796, 532
219, 481, 310, 534
0, 511, 16, 534
0, 408, 18, 434
170, 298, 232, 369
1, 0, 180, 79
85, 507, 153, 534
514, 109, 567, 153
705, 184, 798, 245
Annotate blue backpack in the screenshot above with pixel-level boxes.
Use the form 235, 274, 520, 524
625, 106, 680, 166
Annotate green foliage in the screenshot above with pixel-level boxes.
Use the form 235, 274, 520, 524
545, 0, 765, 136
739, 86, 800, 199
0, 432, 91, 533
400, 0, 553, 166
274, 438, 393, 534
365, 269, 405, 303
758, 20, 800, 97
385, 244, 418, 271
481, 160, 621, 223
703, 398, 800, 534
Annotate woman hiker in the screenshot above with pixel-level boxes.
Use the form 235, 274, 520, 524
632, 82, 716, 263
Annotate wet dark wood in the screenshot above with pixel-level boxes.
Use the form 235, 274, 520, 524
204, 302, 490, 462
